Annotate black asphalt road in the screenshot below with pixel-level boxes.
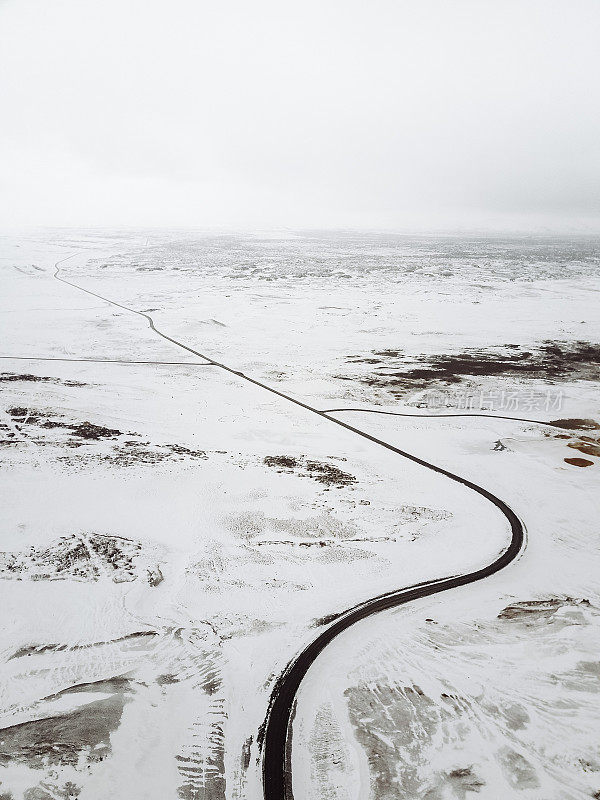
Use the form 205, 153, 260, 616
52, 255, 526, 800
261, 455, 524, 800
322, 406, 556, 426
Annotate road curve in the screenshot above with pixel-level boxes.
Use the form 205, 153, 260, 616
261, 465, 523, 800
51, 255, 526, 800
322, 406, 558, 427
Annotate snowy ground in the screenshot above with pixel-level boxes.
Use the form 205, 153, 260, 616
0, 230, 599, 800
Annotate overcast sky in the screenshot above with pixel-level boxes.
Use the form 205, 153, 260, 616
1, 0, 599, 231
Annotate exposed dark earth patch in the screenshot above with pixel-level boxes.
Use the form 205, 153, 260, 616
567, 440, 600, 458
147, 565, 164, 586
176, 734, 225, 800
2, 408, 208, 467
541, 427, 599, 465
497, 747, 540, 790
174, 651, 226, 800
64, 421, 121, 440
549, 418, 600, 431
339, 340, 600, 396
0, 419, 16, 446
444, 766, 486, 796
263, 455, 356, 488
0, 533, 158, 583
345, 681, 463, 798
0, 677, 133, 769
8, 409, 120, 440
0, 373, 86, 387
157, 673, 180, 686
498, 597, 592, 626
564, 457, 594, 467
543, 427, 600, 464
7, 407, 38, 419
263, 455, 298, 470
305, 460, 356, 488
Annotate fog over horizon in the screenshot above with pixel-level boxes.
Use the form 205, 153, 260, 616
1, 0, 599, 232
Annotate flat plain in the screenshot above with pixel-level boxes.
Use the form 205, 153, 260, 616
0, 230, 599, 800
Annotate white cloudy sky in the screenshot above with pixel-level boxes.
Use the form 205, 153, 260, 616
1, 0, 599, 230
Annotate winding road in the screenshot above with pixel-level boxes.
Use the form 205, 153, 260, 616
51, 254, 529, 800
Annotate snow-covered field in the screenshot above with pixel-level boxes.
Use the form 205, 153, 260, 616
0, 230, 599, 800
